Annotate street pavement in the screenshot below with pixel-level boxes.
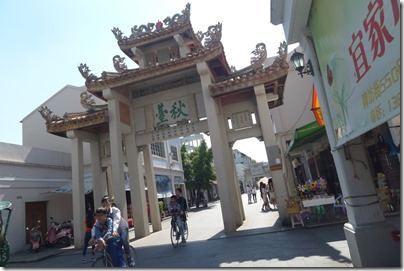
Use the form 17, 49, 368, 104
8, 193, 397, 268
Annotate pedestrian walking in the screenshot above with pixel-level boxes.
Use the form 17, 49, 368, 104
82, 205, 95, 263
260, 182, 270, 211
246, 185, 252, 204
252, 186, 257, 203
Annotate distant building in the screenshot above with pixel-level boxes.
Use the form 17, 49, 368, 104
233, 149, 270, 192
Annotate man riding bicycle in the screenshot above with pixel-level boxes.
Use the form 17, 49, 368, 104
175, 188, 188, 225
168, 195, 186, 244
92, 207, 126, 267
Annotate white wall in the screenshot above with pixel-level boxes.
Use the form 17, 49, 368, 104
21, 85, 106, 165
267, 48, 316, 135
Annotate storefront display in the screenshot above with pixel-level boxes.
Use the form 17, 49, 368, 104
364, 122, 400, 214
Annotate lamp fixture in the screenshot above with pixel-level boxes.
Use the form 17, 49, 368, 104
290, 50, 314, 77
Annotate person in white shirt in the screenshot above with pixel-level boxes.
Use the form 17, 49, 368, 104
246, 185, 252, 204
252, 186, 257, 203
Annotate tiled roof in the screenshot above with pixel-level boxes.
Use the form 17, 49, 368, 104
210, 62, 289, 96
46, 110, 109, 136
85, 42, 227, 93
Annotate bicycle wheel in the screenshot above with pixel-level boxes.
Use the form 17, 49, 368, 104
183, 222, 189, 240
128, 245, 138, 267
170, 226, 179, 248
91, 255, 113, 268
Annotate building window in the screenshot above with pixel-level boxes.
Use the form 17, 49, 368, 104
170, 145, 178, 161
151, 142, 166, 158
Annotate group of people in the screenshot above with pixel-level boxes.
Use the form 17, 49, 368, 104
246, 178, 276, 212
81, 188, 188, 267
82, 195, 135, 267
245, 185, 258, 204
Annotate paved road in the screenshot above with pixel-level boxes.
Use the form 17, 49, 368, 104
7, 194, 355, 268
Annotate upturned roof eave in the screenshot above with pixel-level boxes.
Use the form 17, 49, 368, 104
118, 20, 197, 50
45, 109, 109, 137
209, 63, 289, 97
84, 43, 227, 94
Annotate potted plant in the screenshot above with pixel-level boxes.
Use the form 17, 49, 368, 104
158, 201, 164, 220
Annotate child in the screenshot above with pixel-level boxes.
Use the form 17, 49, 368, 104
92, 207, 126, 267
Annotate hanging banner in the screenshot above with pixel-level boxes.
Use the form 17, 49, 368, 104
310, 0, 400, 147
311, 85, 325, 126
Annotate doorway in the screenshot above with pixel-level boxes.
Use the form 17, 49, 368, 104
25, 201, 47, 244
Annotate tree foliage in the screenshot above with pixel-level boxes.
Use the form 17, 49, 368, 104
181, 140, 215, 193
180, 144, 192, 184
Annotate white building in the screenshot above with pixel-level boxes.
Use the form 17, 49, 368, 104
265, 47, 318, 196
0, 143, 73, 254
233, 149, 271, 193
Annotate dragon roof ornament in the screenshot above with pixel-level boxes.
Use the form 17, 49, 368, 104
272, 41, 288, 66
78, 63, 99, 82
195, 22, 222, 48
80, 92, 108, 112
39, 92, 108, 125
250, 43, 267, 66
111, 27, 128, 42
111, 3, 191, 42
112, 55, 128, 73
38, 106, 62, 123
210, 41, 288, 93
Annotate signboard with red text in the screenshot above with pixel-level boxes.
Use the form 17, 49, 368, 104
310, 0, 400, 146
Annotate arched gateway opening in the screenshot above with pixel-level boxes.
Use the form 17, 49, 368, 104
39, 3, 290, 249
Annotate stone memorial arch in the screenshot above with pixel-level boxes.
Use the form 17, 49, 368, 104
40, 3, 290, 249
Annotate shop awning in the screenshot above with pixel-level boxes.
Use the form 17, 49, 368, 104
285, 121, 327, 156
174, 176, 185, 184
155, 175, 173, 198
44, 174, 93, 194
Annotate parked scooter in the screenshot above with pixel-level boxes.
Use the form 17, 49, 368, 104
44, 217, 73, 247
26, 220, 42, 253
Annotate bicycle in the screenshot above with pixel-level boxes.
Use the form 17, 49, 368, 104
127, 245, 138, 267
92, 240, 137, 268
92, 236, 127, 268
170, 214, 188, 248
91, 242, 113, 268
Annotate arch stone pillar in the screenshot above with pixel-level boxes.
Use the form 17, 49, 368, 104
254, 84, 289, 222
197, 62, 242, 233
67, 131, 85, 250
103, 88, 127, 219
100, 167, 109, 199
229, 145, 245, 222
125, 132, 149, 238
143, 144, 162, 232
90, 141, 103, 208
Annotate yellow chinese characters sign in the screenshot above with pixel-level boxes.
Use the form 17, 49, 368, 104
310, 0, 400, 146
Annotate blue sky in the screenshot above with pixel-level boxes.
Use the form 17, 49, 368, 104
0, 0, 288, 162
